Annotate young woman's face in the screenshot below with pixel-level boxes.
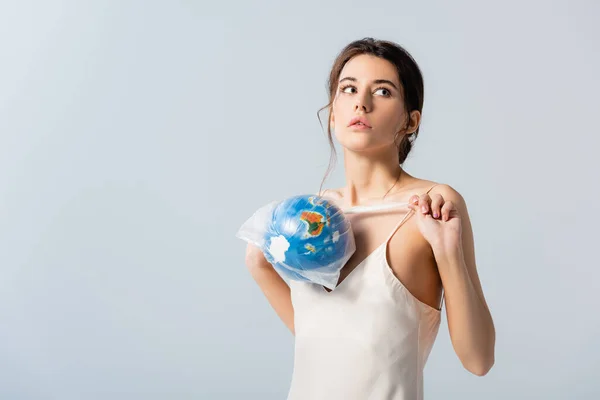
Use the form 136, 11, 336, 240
331, 54, 415, 153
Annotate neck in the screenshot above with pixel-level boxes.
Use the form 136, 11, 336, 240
342, 147, 405, 207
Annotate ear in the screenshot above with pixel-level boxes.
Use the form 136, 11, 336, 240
408, 110, 421, 133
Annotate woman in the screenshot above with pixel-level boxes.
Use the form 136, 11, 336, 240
244, 37, 495, 399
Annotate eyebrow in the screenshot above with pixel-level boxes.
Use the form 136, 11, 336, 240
339, 76, 399, 91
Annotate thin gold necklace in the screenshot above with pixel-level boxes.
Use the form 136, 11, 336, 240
381, 168, 402, 200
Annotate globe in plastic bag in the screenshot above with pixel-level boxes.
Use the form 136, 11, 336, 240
236, 194, 355, 290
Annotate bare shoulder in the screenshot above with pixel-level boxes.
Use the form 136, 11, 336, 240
317, 187, 343, 199
316, 187, 344, 206
318, 179, 467, 208
424, 181, 467, 207
392, 177, 464, 205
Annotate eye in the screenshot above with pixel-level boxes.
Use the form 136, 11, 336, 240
339, 84, 392, 97
374, 87, 392, 97
339, 84, 356, 94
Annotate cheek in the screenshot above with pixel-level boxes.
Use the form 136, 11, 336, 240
332, 94, 345, 116
330, 97, 399, 148
331, 95, 357, 126
332, 123, 393, 150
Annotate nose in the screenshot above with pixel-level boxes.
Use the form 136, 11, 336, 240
354, 94, 371, 113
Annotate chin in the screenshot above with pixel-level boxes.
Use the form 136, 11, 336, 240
335, 130, 382, 152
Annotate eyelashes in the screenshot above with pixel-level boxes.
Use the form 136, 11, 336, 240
339, 84, 392, 97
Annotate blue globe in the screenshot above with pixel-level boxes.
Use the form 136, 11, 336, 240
263, 195, 354, 281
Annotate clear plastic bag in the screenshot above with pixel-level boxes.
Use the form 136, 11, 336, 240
236, 194, 356, 290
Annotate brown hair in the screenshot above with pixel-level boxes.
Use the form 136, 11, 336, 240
317, 37, 425, 195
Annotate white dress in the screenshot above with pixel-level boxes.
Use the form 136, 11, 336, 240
286, 186, 443, 400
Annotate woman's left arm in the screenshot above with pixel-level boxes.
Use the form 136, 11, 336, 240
409, 184, 496, 376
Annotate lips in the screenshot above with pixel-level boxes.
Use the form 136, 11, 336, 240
348, 116, 372, 128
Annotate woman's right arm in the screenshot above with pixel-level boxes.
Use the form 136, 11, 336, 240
245, 243, 295, 335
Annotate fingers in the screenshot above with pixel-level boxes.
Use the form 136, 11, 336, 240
408, 193, 432, 214
418, 194, 431, 214
408, 194, 428, 213
408, 193, 446, 220
441, 200, 455, 221
429, 194, 444, 219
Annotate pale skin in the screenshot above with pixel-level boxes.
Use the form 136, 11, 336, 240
245, 54, 495, 376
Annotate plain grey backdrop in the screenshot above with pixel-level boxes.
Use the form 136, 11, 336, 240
1, 1, 598, 399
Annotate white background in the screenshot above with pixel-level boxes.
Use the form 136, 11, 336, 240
0, 1, 598, 399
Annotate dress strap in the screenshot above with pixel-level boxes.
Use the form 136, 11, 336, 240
439, 288, 445, 311
423, 183, 440, 196
383, 183, 441, 244
383, 209, 414, 243
343, 201, 408, 214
